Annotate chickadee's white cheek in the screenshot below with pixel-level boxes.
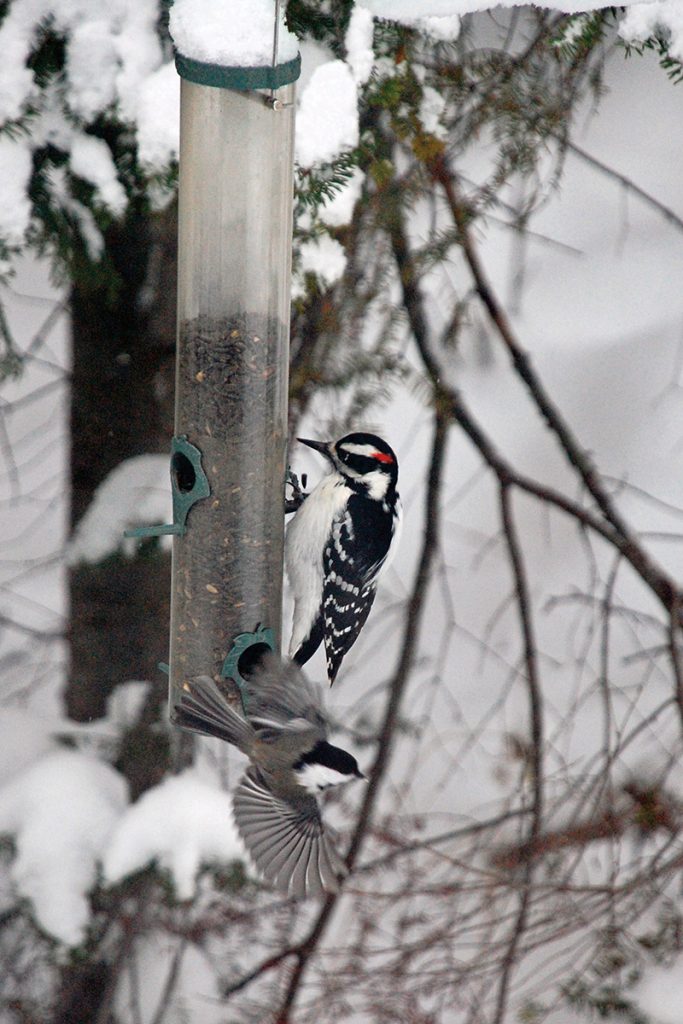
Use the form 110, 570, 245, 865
295, 763, 349, 793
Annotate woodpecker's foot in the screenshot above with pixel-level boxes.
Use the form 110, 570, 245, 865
285, 468, 308, 514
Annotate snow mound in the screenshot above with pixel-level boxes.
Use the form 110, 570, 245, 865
0, 709, 59, 785
0, 750, 128, 946
296, 61, 359, 168
295, 235, 348, 298
320, 168, 365, 228
360, 0, 462, 13
345, 7, 375, 86
103, 771, 246, 900
359, 1, 461, 38
633, 955, 683, 1024
106, 680, 150, 731
69, 135, 127, 216
0, 138, 33, 247
0, 0, 162, 125
619, 1, 683, 62
67, 454, 171, 565
134, 61, 180, 171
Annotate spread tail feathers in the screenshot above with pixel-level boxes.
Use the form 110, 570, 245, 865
173, 675, 253, 752
232, 766, 347, 898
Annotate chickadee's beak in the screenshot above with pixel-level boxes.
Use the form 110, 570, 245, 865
298, 438, 333, 461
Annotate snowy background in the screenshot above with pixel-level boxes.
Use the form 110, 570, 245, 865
2, 1, 683, 1022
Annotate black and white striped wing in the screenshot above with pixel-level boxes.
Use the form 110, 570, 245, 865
232, 767, 347, 898
322, 497, 396, 683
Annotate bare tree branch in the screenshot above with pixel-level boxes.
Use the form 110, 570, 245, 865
427, 153, 679, 615
668, 593, 683, 729
271, 409, 448, 1023
494, 483, 544, 1023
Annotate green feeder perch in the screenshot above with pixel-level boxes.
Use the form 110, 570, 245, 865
124, 435, 210, 539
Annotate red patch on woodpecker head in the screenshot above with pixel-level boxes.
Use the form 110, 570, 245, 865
373, 451, 394, 464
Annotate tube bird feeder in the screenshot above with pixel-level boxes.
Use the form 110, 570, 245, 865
166, 2, 300, 716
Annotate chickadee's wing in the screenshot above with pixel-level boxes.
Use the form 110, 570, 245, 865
248, 716, 323, 762
233, 766, 347, 898
172, 676, 253, 752
243, 655, 328, 741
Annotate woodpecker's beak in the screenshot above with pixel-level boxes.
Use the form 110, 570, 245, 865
298, 438, 333, 461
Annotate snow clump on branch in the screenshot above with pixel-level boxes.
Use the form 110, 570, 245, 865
619, 0, 683, 62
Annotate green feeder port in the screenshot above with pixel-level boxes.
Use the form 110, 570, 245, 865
124, 435, 210, 539
168, 44, 299, 723
221, 624, 276, 713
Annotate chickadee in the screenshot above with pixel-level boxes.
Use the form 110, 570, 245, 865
286, 432, 401, 683
173, 654, 364, 898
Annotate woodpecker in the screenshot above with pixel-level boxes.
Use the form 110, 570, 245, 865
173, 654, 364, 898
285, 432, 401, 684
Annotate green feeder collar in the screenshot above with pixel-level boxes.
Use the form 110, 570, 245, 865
175, 51, 300, 91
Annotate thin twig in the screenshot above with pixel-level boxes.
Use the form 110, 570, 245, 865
150, 937, 188, 1024
223, 949, 300, 998
564, 139, 683, 234
668, 592, 683, 731
0, 611, 63, 639
356, 807, 531, 873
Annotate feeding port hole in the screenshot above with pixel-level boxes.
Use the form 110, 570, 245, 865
236, 642, 272, 680
172, 451, 196, 493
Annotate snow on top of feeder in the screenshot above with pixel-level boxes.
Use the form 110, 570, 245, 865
169, 0, 299, 68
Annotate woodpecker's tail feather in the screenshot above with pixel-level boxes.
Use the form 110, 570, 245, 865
323, 583, 377, 685
291, 613, 324, 669
173, 675, 253, 752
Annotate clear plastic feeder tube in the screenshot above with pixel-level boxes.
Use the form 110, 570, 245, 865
169, 78, 295, 712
